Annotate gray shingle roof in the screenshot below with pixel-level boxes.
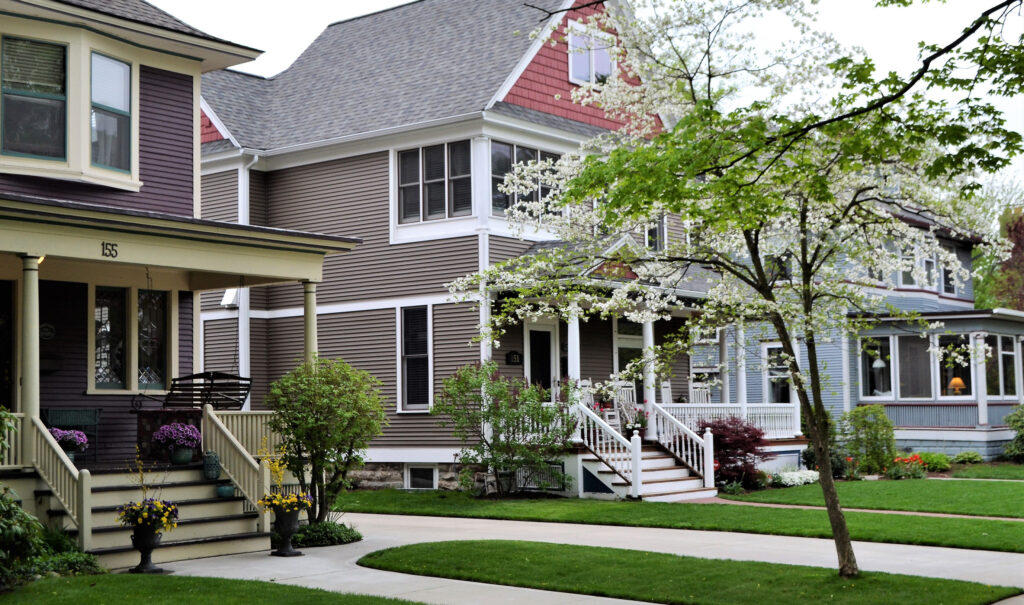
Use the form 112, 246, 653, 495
202, 0, 563, 151
489, 102, 608, 138
53, 0, 250, 48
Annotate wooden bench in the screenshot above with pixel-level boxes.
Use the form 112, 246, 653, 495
131, 371, 252, 411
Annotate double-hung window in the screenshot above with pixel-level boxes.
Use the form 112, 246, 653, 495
398, 141, 471, 223
860, 337, 893, 399
985, 335, 1017, 398
491, 141, 559, 215
897, 335, 933, 398
91, 52, 130, 171
936, 334, 972, 398
763, 344, 791, 404
567, 21, 612, 85
401, 306, 430, 410
646, 216, 666, 251
1, 37, 66, 160
940, 245, 957, 295
93, 287, 169, 391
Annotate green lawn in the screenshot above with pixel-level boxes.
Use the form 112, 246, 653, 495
0, 575, 421, 604
952, 463, 1024, 480
359, 540, 1021, 605
336, 490, 1024, 553
724, 479, 1024, 518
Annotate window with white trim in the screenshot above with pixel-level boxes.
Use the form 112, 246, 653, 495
93, 286, 170, 391
763, 343, 791, 404
401, 306, 430, 410
398, 140, 471, 223
2, 37, 66, 160
896, 335, 932, 399
567, 21, 612, 85
940, 245, 957, 295
985, 335, 1017, 398
860, 337, 893, 399
405, 465, 436, 489
646, 216, 666, 251
936, 334, 972, 398
91, 52, 130, 171
491, 140, 559, 216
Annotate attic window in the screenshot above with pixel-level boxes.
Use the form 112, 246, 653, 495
568, 21, 612, 86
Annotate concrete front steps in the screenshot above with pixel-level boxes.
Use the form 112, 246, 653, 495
41, 464, 269, 569
582, 444, 717, 502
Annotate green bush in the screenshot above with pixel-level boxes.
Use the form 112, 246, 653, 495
292, 522, 362, 547
1003, 406, 1024, 462
917, 452, 951, 472
0, 487, 47, 590
885, 454, 927, 480
839, 405, 895, 474
39, 526, 79, 555
952, 451, 984, 464
21, 551, 104, 576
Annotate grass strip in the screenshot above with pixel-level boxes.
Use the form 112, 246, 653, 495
724, 479, 1024, 518
336, 489, 1024, 553
0, 574, 421, 604
359, 540, 1021, 605
952, 463, 1024, 480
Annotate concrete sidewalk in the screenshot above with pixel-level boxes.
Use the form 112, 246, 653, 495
168, 513, 1024, 604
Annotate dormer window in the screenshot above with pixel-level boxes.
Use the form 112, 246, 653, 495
91, 52, 130, 171
568, 21, 612, 86
1, 37, 66, 160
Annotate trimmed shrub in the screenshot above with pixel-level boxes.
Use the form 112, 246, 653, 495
0, 487, 46, 590
21, 551, 104, 576
917, 452, 951, 472
770, 469, 820, 487
697, 416, 770, 489
952, 451, 984, 464
292, 522, 362, 547
1003, 406, 1024, 462
800, 414, 848, 479
839, 405, 895, 474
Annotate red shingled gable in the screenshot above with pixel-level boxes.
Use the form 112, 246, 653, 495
200, 110, 225, 142
500, 1, 648, 132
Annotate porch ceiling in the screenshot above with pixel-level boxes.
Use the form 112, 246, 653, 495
0, 196, 359, 289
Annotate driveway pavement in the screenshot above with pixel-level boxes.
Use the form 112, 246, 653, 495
168, 513, 1024, 604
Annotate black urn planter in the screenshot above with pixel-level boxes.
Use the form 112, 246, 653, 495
129, 525, 165, 573
271, 509, 303, 557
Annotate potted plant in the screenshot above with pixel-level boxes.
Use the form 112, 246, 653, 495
152, 422, 201, 465
117, 497, 178, 573
623, 407, 649, 439
258, 491, 311, 557
48, 427, 87, 462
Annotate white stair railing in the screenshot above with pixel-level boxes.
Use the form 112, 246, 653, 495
202, 405, 271, 532
651, 402, 715, 488
31, 417, 92, 549
576, 403, 641, 498
1, 413, 24, 468
215, 411, 281, 456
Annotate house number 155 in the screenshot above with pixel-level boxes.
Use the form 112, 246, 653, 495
101, 241, 118, 258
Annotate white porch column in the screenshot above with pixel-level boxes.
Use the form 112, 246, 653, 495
719, 330, 730, 404
642, 320, 657, 441
1016, 337, 1024, 408
736, 325, 747, 419
238, 286, 251, 408
974, 332, 988, 426
567, 313, 581, 382
841, 332, 851, 413
302, 281, 318, 364
480, 288, 493, 363
20, 255, 40, 458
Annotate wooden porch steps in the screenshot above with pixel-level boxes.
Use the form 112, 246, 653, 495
581, 441, 718, 502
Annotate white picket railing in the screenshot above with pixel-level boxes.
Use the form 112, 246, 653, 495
215, 411, 281, 456
661, 403, 797, 440
1, 413, 24, 468
651, 403, 714, 488
575, 403, 641, 498
31, 417, 91, 549
202, 405, 271, 531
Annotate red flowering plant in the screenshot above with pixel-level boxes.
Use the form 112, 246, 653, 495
884, 453, 926, 480
843, 457, 861, 481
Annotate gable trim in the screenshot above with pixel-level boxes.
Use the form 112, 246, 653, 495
485, 0, 575, 110
200, 96, 240, 148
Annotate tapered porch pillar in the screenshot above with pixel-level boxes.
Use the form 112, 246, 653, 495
566, 313, 581, 382
736, 325, 747, 419
974, 332, 988, 426
642, 320, 657, 441
303, 281, 318, 364
20, 255, 40, 457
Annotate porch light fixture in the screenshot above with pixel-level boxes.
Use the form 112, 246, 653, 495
871, 358, 886, 369
947, 376, 966, 395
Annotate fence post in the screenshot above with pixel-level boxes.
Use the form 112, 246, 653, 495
702, 428, 715, 489
77, 469, 92, 551
630, 431, 642, 499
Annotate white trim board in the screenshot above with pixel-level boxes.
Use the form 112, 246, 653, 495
200, 293, 465, 322
366, 447, 460, 464
200, 96, 239, 148
894, 427, 1014, 441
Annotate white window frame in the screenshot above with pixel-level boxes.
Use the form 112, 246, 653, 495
404, 464, 438, 490
645, 216, 667, 252
761, 342, 796, 404
396, 305, 433, 413
940, 245, 958, 295
857, 336, 895, 401
86, 284, 177, 394
985, 333, 1019, 400
90, 50, 132, 173
567, 20, 614, 86
490, 139, 559, 217
934, 333, 975, 401
893, 334, 936, 401
523, 318, 559, 394
396, 140, 472, 224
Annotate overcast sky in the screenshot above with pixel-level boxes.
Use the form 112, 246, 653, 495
149, 0, 1022, 177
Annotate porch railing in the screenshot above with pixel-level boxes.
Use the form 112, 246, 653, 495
30, 417, 91, 550
214, 411, 281, 456
662, 403, 798, 439
202, 405, 271, 532
1, 413, 24, 468
576, 403, 641, 498
651, 403, 714, 488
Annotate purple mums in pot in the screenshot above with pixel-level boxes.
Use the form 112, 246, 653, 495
152, 423, 201, 451
49, 427, 88, 451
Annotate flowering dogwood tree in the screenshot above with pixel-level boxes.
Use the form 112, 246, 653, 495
452, 0, 1020, 577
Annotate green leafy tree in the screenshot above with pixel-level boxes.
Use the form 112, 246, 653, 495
266, 357, 387, 523
839, 405, 897, 474
1003, 406, 1024, 462
433, 362, 576, 496
976, 191, 1024, 311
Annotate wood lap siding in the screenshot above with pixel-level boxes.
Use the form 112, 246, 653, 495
656, 318, 690, 402
432, 302, 479, 394
248, 317, 270, 408
203, 319, 239, 374
580, 318, 613, 384
494, 321, 525, 379
489, 236, 533, 264
0, 66, 193, 216
199, 171, 237, 312
179, 292, 193, 376
248, 171, 271, 310
263, 152, 478, 308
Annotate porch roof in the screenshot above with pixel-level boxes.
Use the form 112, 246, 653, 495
0, 194, 359, 289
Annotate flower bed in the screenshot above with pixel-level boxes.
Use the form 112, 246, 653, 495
770, 469, 819, 487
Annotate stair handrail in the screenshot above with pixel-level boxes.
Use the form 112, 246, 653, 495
202, 405, 271, 532
651, 402, 715, 488
575, 403, 641, 498
30, 417, 92, 549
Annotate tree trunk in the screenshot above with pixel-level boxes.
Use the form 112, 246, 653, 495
812, 432, 859, 577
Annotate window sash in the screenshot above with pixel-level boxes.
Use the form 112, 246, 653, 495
137, 289, 168, 390
860, 338, 893, 399
986, 334, 1018, 398
2, 37, 66, 160
490, 141, 560, 217
397, 141, 471, 223
90, 52, 130, 171
936, 334, 972, 398
402, 306, 429, 410
94, 286, 127, 389
897, 336, 932, 399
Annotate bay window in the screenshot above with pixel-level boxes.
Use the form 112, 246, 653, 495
936, 334, 972, 398
398, 140, 471, 223
985, 335, 1017, 398
91, 52, 131, 171
491, 140, 558, 215
1, 37, 66, 160
860, 337, 893, 399
897, 335, 932, 398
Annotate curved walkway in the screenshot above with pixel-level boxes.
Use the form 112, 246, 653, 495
167, 513, 1024, 605
698, 496, 1024, 522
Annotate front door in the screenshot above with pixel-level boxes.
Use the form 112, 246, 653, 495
0, 281, 12, 411
526, 323, 558, 393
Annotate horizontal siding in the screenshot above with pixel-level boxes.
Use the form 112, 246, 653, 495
250, 170, 269, 226
201, 171, 237, 222
203, 319, 239, 375
489, 236, 534, 265
249, 317, 270, 408
656, 318, 690, 402
179, 292, 193, 376
432, 303, 480, 392
493, 320, 525, 379
0, 66, 194, 216
580, 317, 613, 384
264, 152, 478, 308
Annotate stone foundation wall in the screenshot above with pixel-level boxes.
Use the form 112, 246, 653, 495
897, 439, 1009, 460
349, 463, 485, 490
